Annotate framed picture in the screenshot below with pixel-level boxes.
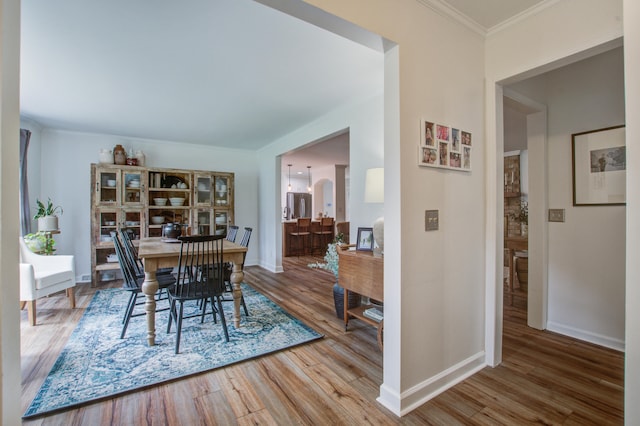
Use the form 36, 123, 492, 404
356, 227, 374, 251
418, 119, 471, 172
572, 125, 625, 206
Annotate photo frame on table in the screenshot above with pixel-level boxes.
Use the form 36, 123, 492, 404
356, 227, 374, 251
418, 119, 471, 171
572, 125, 626, 206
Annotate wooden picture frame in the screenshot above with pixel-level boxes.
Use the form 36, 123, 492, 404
356, 227, 374, 251
572, 125, 626, 206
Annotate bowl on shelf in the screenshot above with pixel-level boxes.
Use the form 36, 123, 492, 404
128, 180, 140, 188
104, 221, 116, 226
169, 197, 185, 206
106, 179, 116, 187
151, 216, 165, 224
153, 198, 168, 206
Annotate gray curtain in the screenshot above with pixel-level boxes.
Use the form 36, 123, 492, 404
20, 128, 32, 236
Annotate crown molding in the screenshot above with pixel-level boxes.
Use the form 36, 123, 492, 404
487, 0, 561, 35
414, 0, 486, 36
415, 0, 561, 38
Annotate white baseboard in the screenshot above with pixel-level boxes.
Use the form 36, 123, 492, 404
257, 260, 283, 273
377, 351, 486, 417
546, 321, 625, 352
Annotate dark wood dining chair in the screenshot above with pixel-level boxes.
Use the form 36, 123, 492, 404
166, 234, 228, 354
110, 232, 175, 339
288, 217, 311, 256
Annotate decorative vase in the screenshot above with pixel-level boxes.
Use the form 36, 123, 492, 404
113, 144, 127, 165
98, 149, 113, 164
333, 283, 360, 320
521, 223, 528, 237
37, 215, 58, 232
135, 150, 146, 166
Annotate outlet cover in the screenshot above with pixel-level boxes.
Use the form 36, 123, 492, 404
425, 210, 439, 231
548, 208, 565, 222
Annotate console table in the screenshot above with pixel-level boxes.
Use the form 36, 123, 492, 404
338, 249, 384, 349
505, 236, 528, 305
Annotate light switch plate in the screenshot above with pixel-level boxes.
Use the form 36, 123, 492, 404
425, 210, 439, 231
548, 208, 565, 222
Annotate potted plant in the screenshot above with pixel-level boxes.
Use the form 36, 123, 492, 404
33, 198, 63, 232
308, 234, 360, 319
24, 231, 56, 255
510, 199, 528, 237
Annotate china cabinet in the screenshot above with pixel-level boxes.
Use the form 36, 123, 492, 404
90, 164, 234, 285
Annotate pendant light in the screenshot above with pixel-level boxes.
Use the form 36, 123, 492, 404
307, 166, 312, 192
287, 164, 292, 191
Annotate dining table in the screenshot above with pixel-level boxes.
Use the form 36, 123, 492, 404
137, 236, 248, 346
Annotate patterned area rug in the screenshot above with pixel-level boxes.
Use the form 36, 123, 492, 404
24, 284, 323, 418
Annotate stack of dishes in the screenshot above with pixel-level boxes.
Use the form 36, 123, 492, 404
106, 179, 116, 187
128, 179, 140, 188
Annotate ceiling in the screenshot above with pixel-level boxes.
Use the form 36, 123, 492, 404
20, 0, 547, 174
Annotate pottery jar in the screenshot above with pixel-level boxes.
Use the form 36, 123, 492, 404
135, 150, 146, 166
99, 149, 113, 164
113, 144, 127, 165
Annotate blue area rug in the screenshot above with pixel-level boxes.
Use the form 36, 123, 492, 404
24, 284, 323, 418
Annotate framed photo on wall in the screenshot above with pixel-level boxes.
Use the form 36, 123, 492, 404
572, 125, 626, 206
356, 227, 374, 251
418, 119, 471, 171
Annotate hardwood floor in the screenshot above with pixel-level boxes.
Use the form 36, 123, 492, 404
21, 256, 624, 425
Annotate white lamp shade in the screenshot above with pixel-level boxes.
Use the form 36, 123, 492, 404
364, 168, 384, 203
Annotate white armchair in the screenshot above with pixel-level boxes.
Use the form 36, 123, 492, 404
19, 237, 76, 326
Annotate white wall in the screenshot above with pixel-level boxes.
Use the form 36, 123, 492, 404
508, 47, 625, 350
272, 0, 486, 414
19, 127, 260, 280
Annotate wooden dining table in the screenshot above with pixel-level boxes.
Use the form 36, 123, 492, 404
137, 237, 248, 346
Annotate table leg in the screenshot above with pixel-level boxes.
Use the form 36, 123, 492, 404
507, 248, 515, 306
230, 261, 245, 328
142, 259, 159, 346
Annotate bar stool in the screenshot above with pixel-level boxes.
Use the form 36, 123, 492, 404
313, 217, 334, 254
289, 218, 311, 256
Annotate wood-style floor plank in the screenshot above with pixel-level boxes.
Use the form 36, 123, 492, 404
20, 255, 624, 425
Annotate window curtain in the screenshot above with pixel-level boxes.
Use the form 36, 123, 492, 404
20, 128, 32, 236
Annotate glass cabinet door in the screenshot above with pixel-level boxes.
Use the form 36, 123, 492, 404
194, 174, 212, 206
193, 208, 213, 235
122, 170, 144, 206
214, 211, 229, 236
122, 209, 143, 240
97, 209, 119, 244
214, 176, 230, 207
96, 169, 119, 205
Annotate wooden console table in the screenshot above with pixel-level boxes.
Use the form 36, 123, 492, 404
338, 249, 384, 349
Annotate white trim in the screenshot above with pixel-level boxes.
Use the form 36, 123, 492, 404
504, 150, 521, 157
488, 0, 562, 35
377, 352, 486, 416
414, 0, 485, 36
547, 321, 625, 352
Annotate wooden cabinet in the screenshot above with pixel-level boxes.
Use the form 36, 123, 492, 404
338, 249, 384, 349
90, 164, 234, 285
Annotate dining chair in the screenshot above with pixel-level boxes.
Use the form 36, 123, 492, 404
167, 234, 229, 354
119, 228, 174, 279
226, 225, 239, 243
288, 217, 311, 256
312, 217, 334, 254
222, 227, 252, 316
111, 232, 175, 339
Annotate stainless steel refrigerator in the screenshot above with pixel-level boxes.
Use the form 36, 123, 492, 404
285, 192, 312, 219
